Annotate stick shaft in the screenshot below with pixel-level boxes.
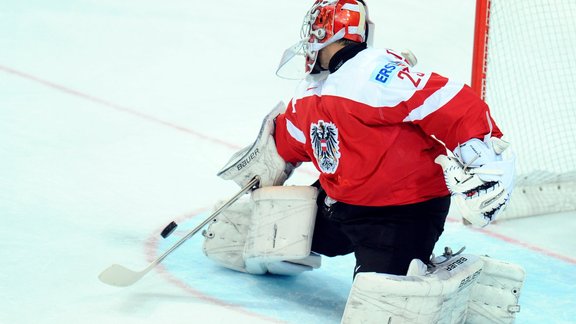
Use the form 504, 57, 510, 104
149, 177, 260, 269
99, 177, 260, 287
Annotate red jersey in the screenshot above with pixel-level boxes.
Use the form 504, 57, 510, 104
274, 48, 502, 206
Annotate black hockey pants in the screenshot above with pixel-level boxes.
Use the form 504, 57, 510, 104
310, 181, 450, 277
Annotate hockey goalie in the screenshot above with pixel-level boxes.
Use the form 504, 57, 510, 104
202, 0, 525, 323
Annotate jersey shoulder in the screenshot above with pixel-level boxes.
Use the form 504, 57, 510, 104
323, 48, 431, 108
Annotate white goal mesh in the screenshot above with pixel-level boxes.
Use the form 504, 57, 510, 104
473, 0, 576, 219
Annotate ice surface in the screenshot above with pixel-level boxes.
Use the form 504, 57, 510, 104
1, 1, 575, 323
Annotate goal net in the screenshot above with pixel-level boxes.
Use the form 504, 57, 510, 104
471, 0, 576, 219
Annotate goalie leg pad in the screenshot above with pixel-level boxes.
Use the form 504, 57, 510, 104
467, 256, 526, 324
202, 199, 253, 273
243, 186, 319, 275
202, 186, 320, 275
341, 254, 484, 324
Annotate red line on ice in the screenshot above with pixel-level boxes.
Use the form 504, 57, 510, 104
144, 210, 286, 323
2, 64, 574, 265
446, 217, 576, 265
0, 64, 241, 150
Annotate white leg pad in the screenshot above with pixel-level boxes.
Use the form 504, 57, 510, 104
202, 199, 252, 273
244, 186, 319, 275
466, 256, 525, 324
341, 255, 484, 324
202, 186, 320, 276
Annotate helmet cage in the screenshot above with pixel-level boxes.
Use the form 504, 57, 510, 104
276, 0, 371, 79
302, 0, 367, 74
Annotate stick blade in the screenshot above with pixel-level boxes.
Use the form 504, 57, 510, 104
98, 264, 144, 287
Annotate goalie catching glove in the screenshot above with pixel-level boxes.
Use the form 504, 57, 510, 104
435, 137, 515, 227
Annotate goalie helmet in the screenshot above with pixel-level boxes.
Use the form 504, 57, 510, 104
276, 0, 374, 79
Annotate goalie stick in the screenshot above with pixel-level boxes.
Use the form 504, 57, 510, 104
98, 176, 260, 287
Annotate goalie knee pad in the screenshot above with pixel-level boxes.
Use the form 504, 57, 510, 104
202, 186, 320, 275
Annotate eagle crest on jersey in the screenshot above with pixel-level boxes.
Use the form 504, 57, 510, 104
310, 120, 341, 173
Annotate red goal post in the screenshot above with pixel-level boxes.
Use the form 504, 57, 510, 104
471, 0, 576, 220
471, 0, 490, 97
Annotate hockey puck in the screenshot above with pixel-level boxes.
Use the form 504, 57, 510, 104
161, 221, 178, 238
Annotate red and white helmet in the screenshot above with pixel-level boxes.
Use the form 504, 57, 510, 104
276, 0, 373, 79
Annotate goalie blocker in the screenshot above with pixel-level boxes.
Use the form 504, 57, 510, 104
217, 101, 298, 189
